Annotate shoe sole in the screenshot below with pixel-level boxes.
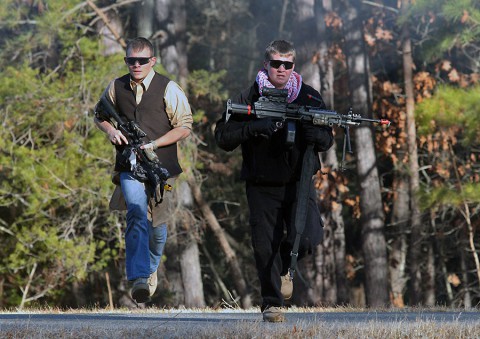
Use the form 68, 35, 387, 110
132, 287, 150, 303
263, 314, 286, 323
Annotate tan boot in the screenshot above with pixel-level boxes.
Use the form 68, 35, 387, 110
262, 306, 286, 323
281, 273, 293, 300
148, 271, 158, 296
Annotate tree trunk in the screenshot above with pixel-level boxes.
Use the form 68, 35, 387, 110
293, 0, 321, 90
294, 254, 317, 306
180, 236, 206, 307
332, 192, 348, 305
0, 277, 4, 308
188, 178, 252, 308
152, 0, 204, 308
162, 224, 186, 306
320, 0, 349, 306
155, 0, 189, 87
311, 246, 325, 305
434, 210, 454, 305
315, 0, 338, 306
401, 0, 423, 306
341, 0, 389, 307
158, 183, 201, 308
321, 213, 337, 304
177, 181, 206, 308
460, 248, 472, 308
136, 0, 155, 38
94, 3, 124, 55
291, 0, 349, 307
71, 281, 87, 308
292, 0, 325, 306
424, 241, 436, 306
389, 165, 409, 307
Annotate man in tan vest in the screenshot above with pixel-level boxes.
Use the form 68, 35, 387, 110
94, 37, 193, 303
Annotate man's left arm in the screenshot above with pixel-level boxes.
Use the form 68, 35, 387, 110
143, 81, 193, 150
299, 88, 334, 152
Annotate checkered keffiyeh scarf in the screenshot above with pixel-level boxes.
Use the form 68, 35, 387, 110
256, 68, 302, 103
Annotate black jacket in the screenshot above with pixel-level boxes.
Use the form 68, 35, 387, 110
215, 82, 334, 185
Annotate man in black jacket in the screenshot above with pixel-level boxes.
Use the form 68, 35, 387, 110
215, 40, 333, 322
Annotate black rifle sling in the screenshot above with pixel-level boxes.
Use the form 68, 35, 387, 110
289, 143, 316, 280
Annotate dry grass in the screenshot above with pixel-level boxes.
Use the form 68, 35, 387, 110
3, 321, 479, 339
1, 306, 479, 338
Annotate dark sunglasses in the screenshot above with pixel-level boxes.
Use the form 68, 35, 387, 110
124, 57, 152, 66
269, 60, 294, 70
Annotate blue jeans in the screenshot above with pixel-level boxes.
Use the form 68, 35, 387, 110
120, 172, 167, 281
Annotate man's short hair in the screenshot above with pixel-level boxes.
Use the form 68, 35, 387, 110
264, 40, 296, 62
126, 37, 154, 56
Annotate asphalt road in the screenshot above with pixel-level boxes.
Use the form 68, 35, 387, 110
1, 310, 479, 338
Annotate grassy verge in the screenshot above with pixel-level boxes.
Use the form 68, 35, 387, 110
1, 307, 479, 339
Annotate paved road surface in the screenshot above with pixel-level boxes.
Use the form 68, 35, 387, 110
1, 310, 479, 338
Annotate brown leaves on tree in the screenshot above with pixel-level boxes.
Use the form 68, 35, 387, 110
375, 27, 394, 42
413, 71, 436, 101
324, 11, 342, 30
461, 10, 470, 24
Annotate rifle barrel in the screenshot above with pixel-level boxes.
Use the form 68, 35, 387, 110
227, 100, 252, 115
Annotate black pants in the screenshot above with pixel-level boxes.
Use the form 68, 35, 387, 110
246, 180, 323, 310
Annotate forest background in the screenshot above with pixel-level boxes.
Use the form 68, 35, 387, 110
1, 0, 479, 311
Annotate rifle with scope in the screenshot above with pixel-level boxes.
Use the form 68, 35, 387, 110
95, 95, 171, 205
225, 87, 391, 169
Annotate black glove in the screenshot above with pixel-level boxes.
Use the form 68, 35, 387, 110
247, 118, 277, 137
302, 123, 333, 148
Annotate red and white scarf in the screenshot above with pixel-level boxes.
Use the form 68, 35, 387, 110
256, 68, 302, 103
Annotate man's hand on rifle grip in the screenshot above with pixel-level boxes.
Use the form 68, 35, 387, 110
247, 118, 278, 138
140, 141, 158, 151
108, 129, 128, 145
141, 141, 159, 162
301, 123, 331, 147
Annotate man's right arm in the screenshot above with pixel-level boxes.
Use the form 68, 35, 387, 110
214, 90, 277, 152
215, 114, 277, 152
214, 114, 249, 152
94, 81, 128, 145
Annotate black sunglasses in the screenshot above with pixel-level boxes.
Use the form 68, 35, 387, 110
124, 57, 152, 66
269, 60, 294, 70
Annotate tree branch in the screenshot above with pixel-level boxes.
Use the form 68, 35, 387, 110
19, 263, 37, 310
362, 1, 399, 13
86, 0, 126, 48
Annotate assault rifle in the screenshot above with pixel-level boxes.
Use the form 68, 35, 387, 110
226, 87, 391, 169
225, 88, 391, 283
95, 95, 171, 205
